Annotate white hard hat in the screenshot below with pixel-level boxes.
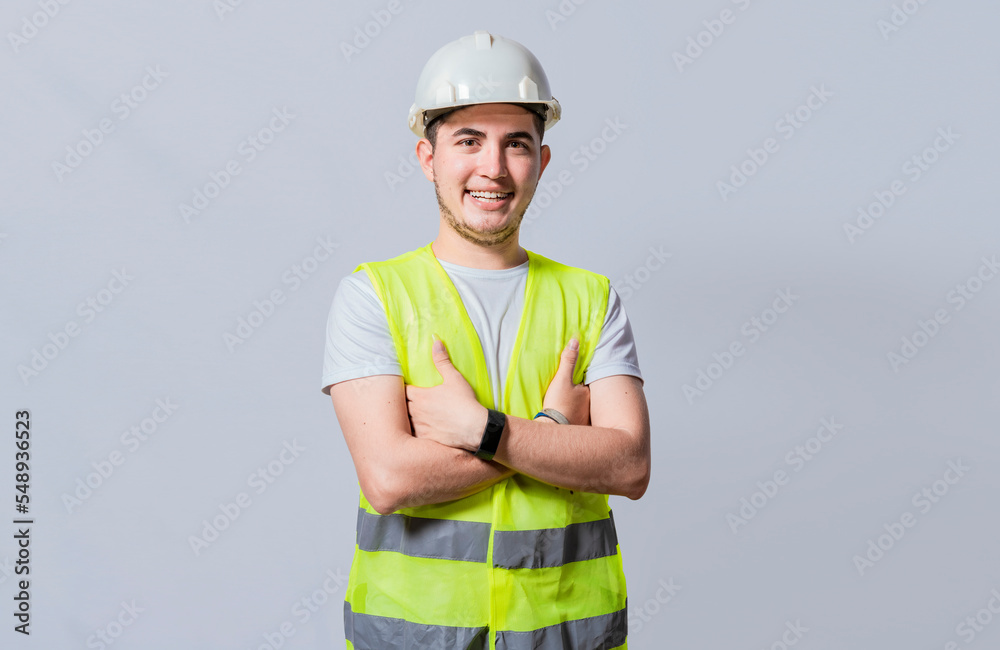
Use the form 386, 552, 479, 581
407, 30, 561, 137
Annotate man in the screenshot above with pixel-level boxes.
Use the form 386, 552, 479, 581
322, 31, 650, 650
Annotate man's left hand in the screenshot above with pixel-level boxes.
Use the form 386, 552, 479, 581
405, 338, 488, 452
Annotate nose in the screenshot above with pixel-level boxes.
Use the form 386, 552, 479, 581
477, 141, 507, 179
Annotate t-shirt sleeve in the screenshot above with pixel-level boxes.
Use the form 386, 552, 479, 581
320, 270, 402, 395
583, 285, 644, 385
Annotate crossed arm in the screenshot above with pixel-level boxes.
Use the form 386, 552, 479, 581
329, 340, 650, 515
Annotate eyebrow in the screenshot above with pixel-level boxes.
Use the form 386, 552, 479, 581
450, 127, 536, 143
505, 131, 536, 142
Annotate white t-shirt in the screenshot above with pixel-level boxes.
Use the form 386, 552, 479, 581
321, 257, 643, 402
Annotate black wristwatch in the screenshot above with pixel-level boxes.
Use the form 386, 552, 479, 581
474, 409, 506, 461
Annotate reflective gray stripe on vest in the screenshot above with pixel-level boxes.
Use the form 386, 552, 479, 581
356, 508, 490, 563
495, 606, 627, 650
345, 603, 489, 650
492, 514, 619, 569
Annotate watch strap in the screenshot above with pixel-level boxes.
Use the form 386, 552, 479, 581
475, 409, 506, 461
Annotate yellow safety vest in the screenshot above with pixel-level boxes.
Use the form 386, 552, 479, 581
345, 243, 628, 650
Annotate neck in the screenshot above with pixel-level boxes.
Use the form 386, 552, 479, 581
431, 223, 528, 270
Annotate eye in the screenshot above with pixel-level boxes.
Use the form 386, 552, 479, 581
458, 139, 477, 146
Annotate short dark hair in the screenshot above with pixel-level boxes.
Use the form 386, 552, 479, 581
425, 105, 545, 149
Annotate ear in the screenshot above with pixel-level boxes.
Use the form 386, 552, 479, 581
538, 144, 552, 179
416, 138, 435, 182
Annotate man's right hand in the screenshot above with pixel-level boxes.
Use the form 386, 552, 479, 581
541, 338, 590, 425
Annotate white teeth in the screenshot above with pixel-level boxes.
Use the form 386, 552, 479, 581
468, 191, 511, 200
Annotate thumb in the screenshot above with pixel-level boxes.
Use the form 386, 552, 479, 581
431, 337, 454, 370
555, 337, 580, 384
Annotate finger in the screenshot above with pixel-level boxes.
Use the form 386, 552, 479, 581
431, 337, 453, 369
555, 337, 580, 383
431, 338, 460, 380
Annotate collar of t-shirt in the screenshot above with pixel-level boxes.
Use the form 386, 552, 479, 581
436, 258, 529, 279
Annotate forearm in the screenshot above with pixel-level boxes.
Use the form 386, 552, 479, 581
330, 376, 513, 516
491, 416, 649, 499
401, 346, 650, 501
365, 436, 513, 514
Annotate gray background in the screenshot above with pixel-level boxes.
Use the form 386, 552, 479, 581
3, 1, 999, 648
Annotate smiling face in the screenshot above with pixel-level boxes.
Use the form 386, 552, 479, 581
417, 103, 551, 248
